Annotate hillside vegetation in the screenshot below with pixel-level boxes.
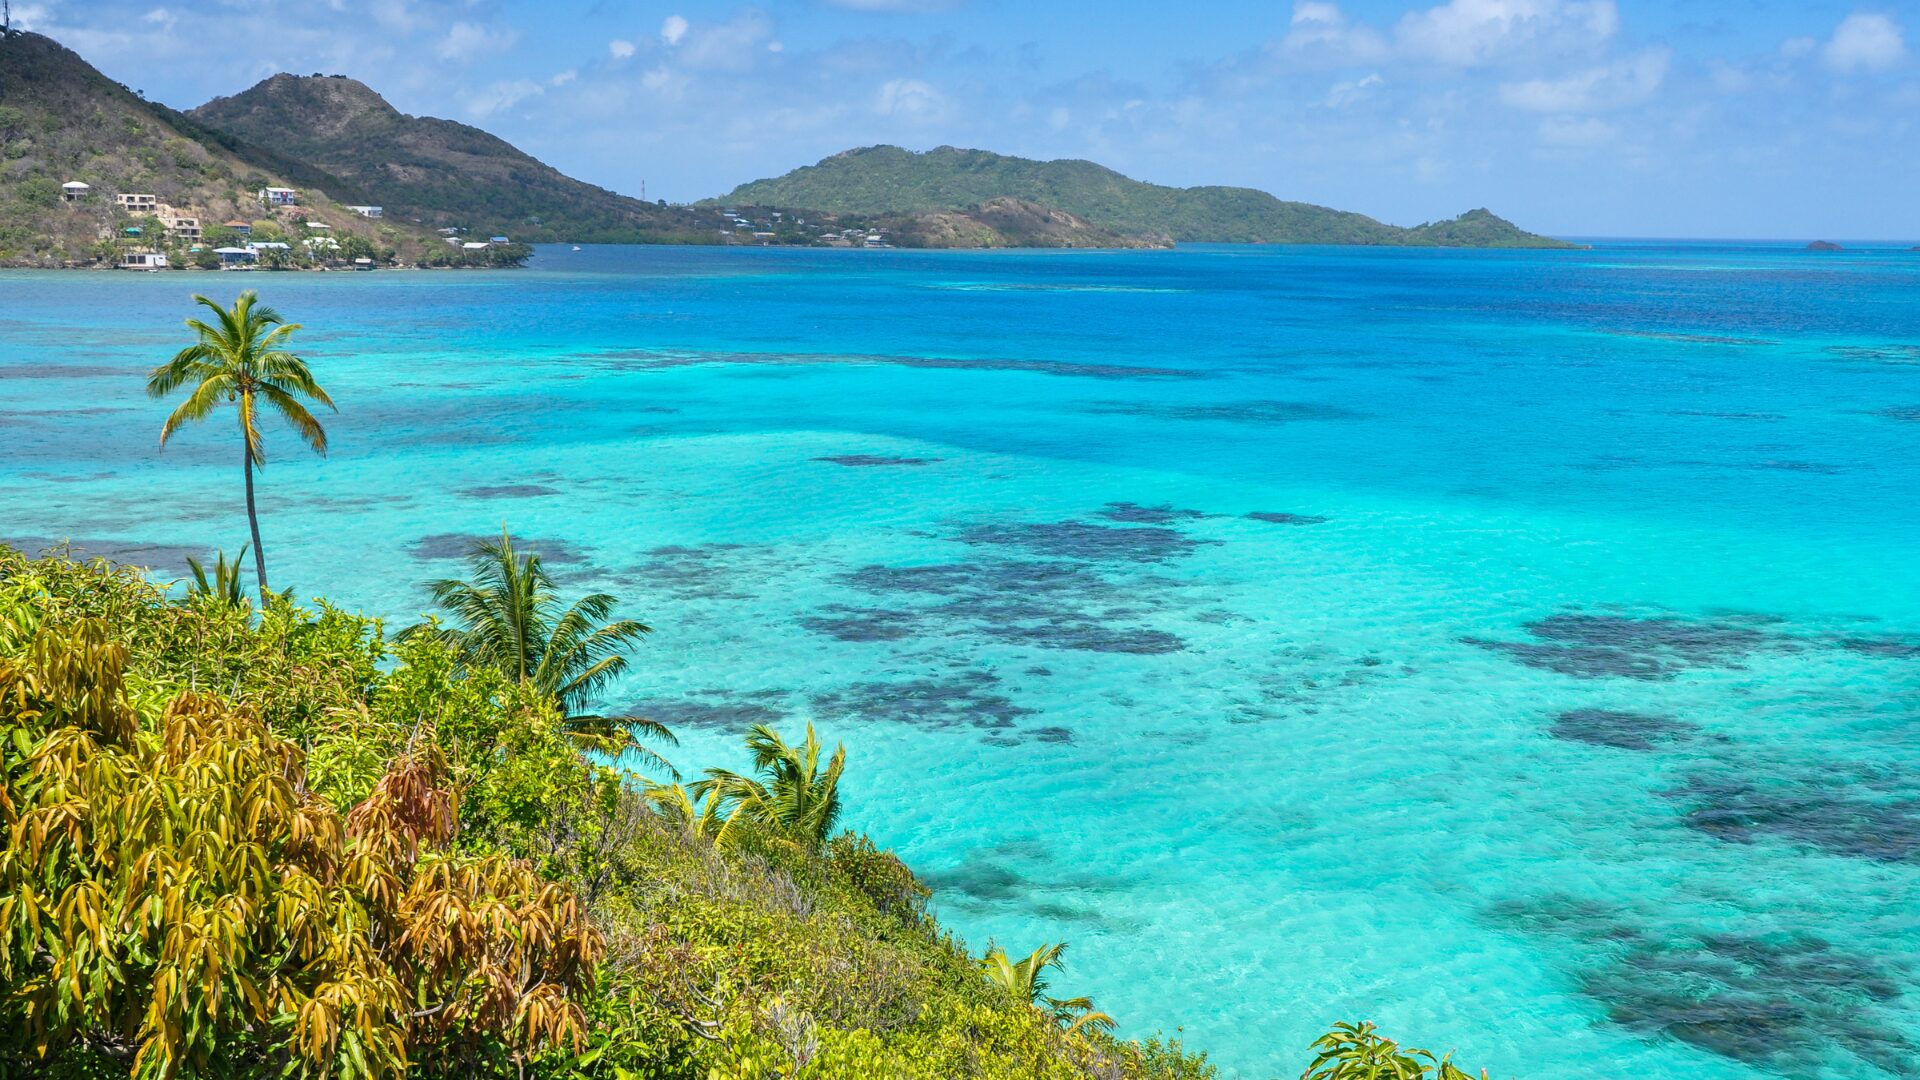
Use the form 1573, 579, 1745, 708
189, 74, 727, 245
0, 31, 498, 268
715, 145, 1574, 248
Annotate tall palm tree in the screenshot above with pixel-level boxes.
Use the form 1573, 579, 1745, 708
980, 943, 1116, 1036
690, 723, 845, 849
147, 292, 334, 597
408, 529, 676, 774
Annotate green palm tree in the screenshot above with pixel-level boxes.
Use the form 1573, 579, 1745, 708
643, 781, 745, 847
980, 943, 1116, 1036
147, 292, 334, 597
690, 723, 845, 849
408, 528, 675, 774
184, 545, 249, 607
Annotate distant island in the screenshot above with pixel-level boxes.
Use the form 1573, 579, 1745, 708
715, 144, 1575, 249
1, 28, 1571, 267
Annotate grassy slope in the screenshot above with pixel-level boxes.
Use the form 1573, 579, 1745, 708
0, 545, 1217, 1079
188, 74, 724, 245
715, 145, 1575, 248
0, 31, 451, 267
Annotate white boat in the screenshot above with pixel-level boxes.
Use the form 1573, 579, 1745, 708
571, 245, 582, 251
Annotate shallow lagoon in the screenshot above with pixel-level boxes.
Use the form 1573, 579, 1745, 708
5, 242, 1920, 1078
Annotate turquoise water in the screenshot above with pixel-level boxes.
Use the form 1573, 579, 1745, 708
5, 243, 1920, 1078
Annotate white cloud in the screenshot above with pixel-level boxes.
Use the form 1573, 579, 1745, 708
676, 11, 778, 73
435, 20, 511, 61
466, 78, 542, 118
1324, 72, 1384, 107
1397, 0, 1617, 66
1538, 115, 1618, 146
609, 38, 636, 59
661, 15, 689, 46
1823, 12, 1906, 73
825, 0, 955, 9
1498, 48, 1667, 111
142, 8, 177, 32
1282, 2, 1390, 63
1281, 0, 1615, 69
875, 77, 944, 119
550, 69, 578, 87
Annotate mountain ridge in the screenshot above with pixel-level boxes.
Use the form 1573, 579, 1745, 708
0, 31, 466, 268
715, 144, 1573, 248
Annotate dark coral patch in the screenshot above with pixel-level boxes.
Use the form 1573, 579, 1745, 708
409, 533, 590, 565
812, 670, 1034, 731
957, 520, 1207, 563
1490, 896, 1916, 1075
1550, 709, 1700, 751
813, 454, 941, 467
623, 544, 761, 601
459, 484, 561, 499
840, 558, 1186, 655
1092, 399, 1364, 424
799, 606, 922, 642
4, 537, 208, 570
1096, 502, 1208, 524
1469, 612, 1783, 680
1839, 635, 1920, 659
621, 697, 788, 732
1245, 512, 1329, 525
1663, 769, 1920, 863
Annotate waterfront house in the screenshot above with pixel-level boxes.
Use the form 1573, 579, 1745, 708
352, 257, 374, 270
489, 235, 509, 244
347, 205, 383, 218
461, 241, 490, 250
116, 193, 157, 211
258, 187, 299, 206
213, 247, 257, 266
246, 241, 290, 251
61, 181, 90, 202
120, 251, 168, 270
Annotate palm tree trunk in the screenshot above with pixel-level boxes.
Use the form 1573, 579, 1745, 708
244, 443, 268, 596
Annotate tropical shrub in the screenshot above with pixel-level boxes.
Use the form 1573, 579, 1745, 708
0, 617, 600, 1078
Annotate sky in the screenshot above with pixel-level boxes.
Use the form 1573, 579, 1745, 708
11, 0, 1919, 239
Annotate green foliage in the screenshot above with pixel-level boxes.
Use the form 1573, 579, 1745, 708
981, 943, 1116, 1036
691, 723, 845, 850
1302, 1021, 1486, 1080
183, 545, 248, 605
17, 174, 56, 206
0, 611, 601, 1079
717, 145, 1574, 248
405, 529, 675, 774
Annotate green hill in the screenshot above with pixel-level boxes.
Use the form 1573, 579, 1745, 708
714, 145, 1573, 248
189, 74, 725, 244
0, 31, 466, 268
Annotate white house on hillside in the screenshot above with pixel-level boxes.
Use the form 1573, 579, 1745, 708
116, 193, 157, 211
61, 181, 90, 202
347, 205, 383, 218
258, 187, 299, 206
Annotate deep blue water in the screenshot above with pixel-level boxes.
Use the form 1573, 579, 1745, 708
4, 242, 1920, 1078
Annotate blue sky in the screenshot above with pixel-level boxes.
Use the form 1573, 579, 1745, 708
14, 0, 1919, 238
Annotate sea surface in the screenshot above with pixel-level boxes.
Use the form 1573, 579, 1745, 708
4, 242, 1920, 1079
